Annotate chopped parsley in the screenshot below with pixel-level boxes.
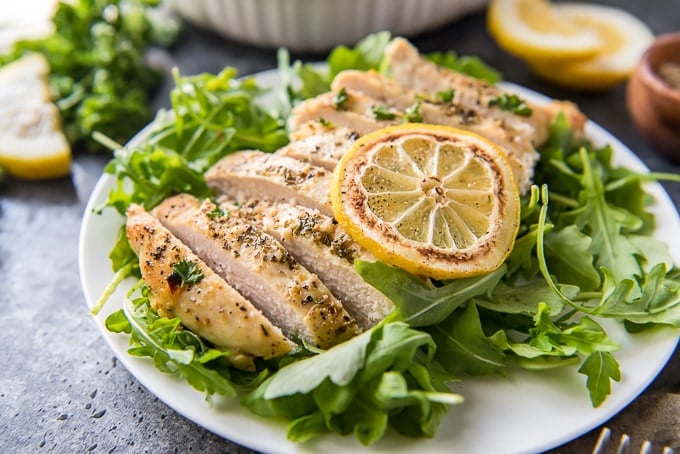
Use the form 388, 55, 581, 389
333, 87, 349, 110
436, 89, 455, 103
373, 105, 399, 120
206, 206, 228, 219
489, 93, 533, 116
404, 102, 423, 123
171, 260, 204, 288
318, 117, 333, 127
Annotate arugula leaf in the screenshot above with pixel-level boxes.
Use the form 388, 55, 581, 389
328, 31, 392, 78
426, 51, 502, 83
244, 322, 462, 444
105, 293, 251, 401
595, 265, 680, 326
474, 280, 573, 316
355, 260, 505, 327
280, 32, 502, 109
429, 303, 506, 376
578, 351, 621, 407
544, 225, 601, 291
529, 304, 619, 357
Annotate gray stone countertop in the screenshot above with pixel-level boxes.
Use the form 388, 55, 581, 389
1, 2, 679, 453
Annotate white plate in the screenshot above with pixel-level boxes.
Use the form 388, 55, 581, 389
79, 69, 680, 454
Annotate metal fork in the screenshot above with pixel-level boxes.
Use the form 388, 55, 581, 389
592, 427, 676, 454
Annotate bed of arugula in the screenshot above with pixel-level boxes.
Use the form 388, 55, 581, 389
96, 33, 680, 446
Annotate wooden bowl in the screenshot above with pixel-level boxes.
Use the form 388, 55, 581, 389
626, 32, 680, 161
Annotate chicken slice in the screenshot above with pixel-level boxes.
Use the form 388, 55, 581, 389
153, 194, 360, 349
205, 150, 333, 217
275, 120, 360, 170
229, 199, 395, 329
383, 37, 586, 142
125, 204, 294, 371
289, 91, 395, 135
330, 69, 538, 192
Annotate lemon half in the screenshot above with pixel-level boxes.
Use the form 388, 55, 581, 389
331, 124, 520, 280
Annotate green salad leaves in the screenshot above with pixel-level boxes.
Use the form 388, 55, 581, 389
1, 0, 179, 151
97, 32, 680, 446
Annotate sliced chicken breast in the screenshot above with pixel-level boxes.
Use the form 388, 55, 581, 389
153, 194, 360, 349
275, 120, 360, 170
230, 199, 395, 329
289, 91, 395, 135
205, 150, 333, 216
125, 204, 294, 371
383, 37, 586, 142
330, 69, 538, 192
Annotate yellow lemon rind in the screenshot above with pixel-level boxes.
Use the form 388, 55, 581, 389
525, 4, 654, 90
487, 0, 603, 62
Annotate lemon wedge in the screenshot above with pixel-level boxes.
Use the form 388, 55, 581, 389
487, 0, 603, 61
526, 4, 655, 90
331, 124, 520, 280
0, 54, 71, 179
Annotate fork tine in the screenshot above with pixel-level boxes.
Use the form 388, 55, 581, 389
617, 433, 630, 454
593, 427, 612, 454
640, 440, 652, 454
591, 426, 676, 454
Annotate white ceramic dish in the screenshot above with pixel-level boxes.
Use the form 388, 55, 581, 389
79, 69, 680, 453
165, 0, 488, 52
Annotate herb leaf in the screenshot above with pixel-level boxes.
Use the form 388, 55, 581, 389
489, 93, 533, 116
105, 294, 250, 400
578, 351, 621, 407
244, 322, 462, 444
333, 87, 349, 110
429, 303, 506, 376
372, 105, 399, 121
356, 260, 505, 327
426, 51, 502, 83
171, 260, 204, 287
436, 89, 455, 103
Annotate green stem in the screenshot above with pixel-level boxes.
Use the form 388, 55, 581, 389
90, 263, 134, 315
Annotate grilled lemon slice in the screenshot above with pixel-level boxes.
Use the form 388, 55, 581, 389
331, 124, 520, 280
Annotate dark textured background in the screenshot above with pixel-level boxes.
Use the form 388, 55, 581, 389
1, 1, 679, 452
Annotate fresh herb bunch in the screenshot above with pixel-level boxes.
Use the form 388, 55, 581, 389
97, 33, 680, 445
1, 0, 179, 152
